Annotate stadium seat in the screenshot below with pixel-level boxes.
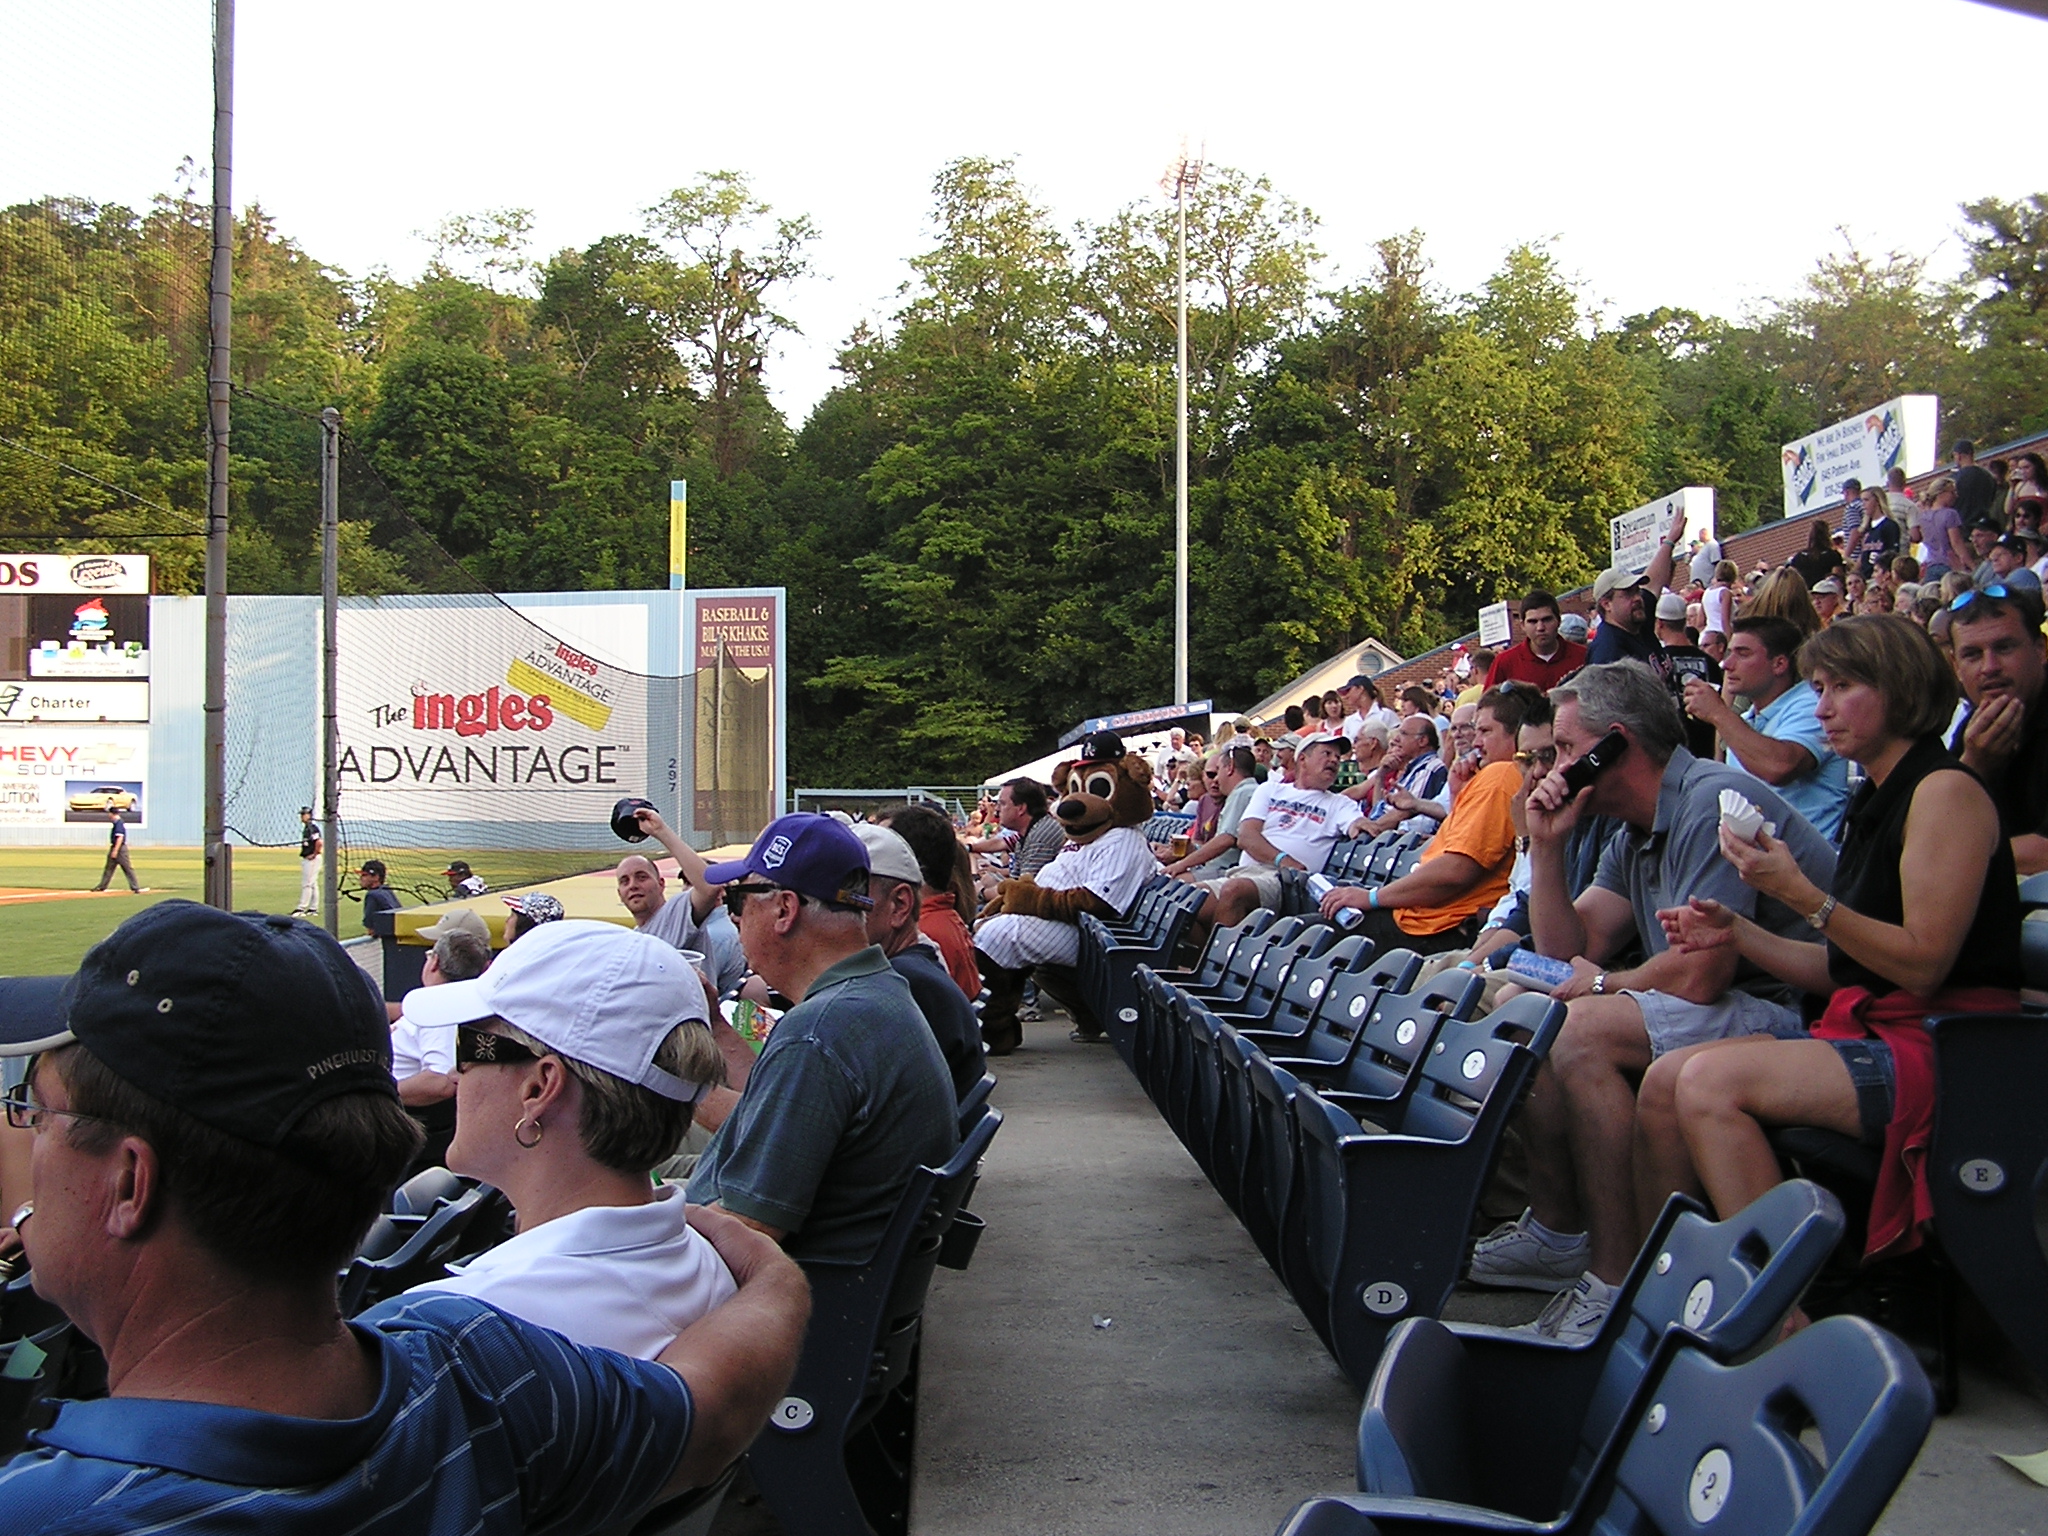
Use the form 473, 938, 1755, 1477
1152, 917, 1304, 1128
1241, 953, 1425, 1278
1082, 880, 1208, 1061
1293, 994, 1567, 1384
1132, 912, 1275, 1101
340, 1178, 511, 1315
1304, 970, 1486, 1122
627, 1463, 741, 1536
1165, 921, 1320, 1145
746, 1108, 1002, 1536
1275, 1315, 1933, 1536
1927, 1010, 2048, 1401
957, 1071, 996, 1134
1356, 1181, 1844, 1520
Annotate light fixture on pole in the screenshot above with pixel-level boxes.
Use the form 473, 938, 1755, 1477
1161, 145, 1203, 710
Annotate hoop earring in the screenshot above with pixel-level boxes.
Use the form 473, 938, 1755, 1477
514, 1115, 543, 1149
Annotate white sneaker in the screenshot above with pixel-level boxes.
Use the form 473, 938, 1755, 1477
1467, 1210, 1591, 1292
1526, 1273, 1616, 1345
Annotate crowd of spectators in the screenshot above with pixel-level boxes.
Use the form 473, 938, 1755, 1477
1110, 435, 2047, 1350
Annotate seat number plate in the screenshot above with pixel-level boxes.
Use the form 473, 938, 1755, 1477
771, 1397, 815, 1432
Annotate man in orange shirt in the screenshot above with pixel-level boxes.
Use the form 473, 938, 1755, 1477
1317, 683, 1537, 954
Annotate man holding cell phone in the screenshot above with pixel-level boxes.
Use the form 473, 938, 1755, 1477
1469, 661, 1836, 1345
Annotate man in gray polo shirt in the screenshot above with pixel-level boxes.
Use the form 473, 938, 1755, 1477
686, 814, 957, 1263
1163, 744, 1259, 879
1471, 662, 1836, 1343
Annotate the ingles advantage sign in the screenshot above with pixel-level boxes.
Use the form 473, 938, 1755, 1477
336, 601, 647, 826
1779, 396, 1937, 520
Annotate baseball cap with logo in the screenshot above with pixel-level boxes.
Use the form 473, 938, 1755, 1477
403, 919, 712, 1102
852, 823, 924, 886
704, 811, 874, 909
0, 901, 398, 1146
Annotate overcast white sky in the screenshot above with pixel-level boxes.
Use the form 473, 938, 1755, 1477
5, 0, 2043, 421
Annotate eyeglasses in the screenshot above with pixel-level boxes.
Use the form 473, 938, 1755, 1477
1513, 747, 1558, 768
2, 1070, 111, 1134
722, 881, 782, 919
454, 1025, 543, 1068
1950, 584, 2009, 614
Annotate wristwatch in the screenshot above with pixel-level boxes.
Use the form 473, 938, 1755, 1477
1591, 973, 1608, 995
1806, 896, 1838, 931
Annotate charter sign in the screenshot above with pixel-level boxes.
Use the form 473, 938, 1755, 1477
1779, 396, 1938, 520
336, 603, 647, 825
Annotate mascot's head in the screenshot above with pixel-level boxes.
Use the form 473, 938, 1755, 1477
1051, 731, 1153, 845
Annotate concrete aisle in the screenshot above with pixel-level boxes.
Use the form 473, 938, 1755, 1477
911, 1025, 1359, 1535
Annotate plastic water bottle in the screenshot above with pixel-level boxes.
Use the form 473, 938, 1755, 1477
1304, 873, 1365, 930
1502, 949, 1577, 990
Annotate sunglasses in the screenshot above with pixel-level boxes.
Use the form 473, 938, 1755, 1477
1950, 584, 2010, 614
455, 1025, 542, 1067
1513, 747, 1558, 768
722, 881, 783, 919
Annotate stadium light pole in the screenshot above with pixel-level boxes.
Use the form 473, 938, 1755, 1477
1163, 148, 1202, 708
320, 407, 340, 935
202, 0, 235, 908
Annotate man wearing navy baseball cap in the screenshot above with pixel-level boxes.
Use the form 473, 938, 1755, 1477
0, 900, 808, 1534
686, 814, 957, 1263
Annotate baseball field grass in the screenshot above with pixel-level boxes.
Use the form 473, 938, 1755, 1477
0, 846, 603, 974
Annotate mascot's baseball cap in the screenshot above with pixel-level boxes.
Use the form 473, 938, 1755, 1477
705, 812, 874, 908
0, 901, 398, 1147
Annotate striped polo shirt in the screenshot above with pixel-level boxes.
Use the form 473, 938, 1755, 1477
0, 1293, 692, 1533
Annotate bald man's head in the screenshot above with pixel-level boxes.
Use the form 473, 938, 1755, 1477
616, 853, 666, 921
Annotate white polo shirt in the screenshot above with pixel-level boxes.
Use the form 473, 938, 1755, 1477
410, 1182, 737, 1358
389, 1011, 452, 1079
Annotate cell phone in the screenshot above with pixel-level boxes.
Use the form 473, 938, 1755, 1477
1559, 729, 1628, 795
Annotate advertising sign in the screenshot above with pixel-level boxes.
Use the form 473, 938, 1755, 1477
1779, 396, 1938, 520
0, 726, 149, 828
0, 553, 151, 595
693, 595, 778, 669
0, 681, 152, 722
1477, 602, 1513, 648
336, 603, 648, 825
1611, 487, 1716, 576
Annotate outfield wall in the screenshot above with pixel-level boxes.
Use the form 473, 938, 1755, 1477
0, 586, 785, 850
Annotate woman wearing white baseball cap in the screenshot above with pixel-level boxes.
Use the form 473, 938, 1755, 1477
400, 918, 736, 1357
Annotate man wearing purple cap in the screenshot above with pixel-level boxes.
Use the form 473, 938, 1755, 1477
687, 814, 957, 1263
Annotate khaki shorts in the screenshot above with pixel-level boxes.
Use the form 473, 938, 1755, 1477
1201, 862, 1286, 910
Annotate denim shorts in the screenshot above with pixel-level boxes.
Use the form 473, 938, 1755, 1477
1827, 1038, 1896, 1146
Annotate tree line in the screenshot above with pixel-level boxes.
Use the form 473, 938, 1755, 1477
3, 162, 2045, 781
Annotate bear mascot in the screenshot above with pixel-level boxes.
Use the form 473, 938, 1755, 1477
974, 731, 1160, 1054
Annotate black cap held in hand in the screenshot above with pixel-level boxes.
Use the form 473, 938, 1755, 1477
58, 901, 398, 1147
611, 796, 657, 842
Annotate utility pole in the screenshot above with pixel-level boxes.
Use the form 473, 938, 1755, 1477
202, 0, 235, 908
320, 407, 340, 935
1163, 147, 1203, 708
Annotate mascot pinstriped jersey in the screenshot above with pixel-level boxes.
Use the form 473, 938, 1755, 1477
973, 731, 1158, 1054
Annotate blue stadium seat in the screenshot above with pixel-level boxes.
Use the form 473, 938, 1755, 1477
1082, 880, 1208, 1058
341, 1176, 511, 1315
1293, 994, 1567, 1384
1305, 970, 1486, 1122
1133, 912, 1276, 1105
1276, 1315, 1933, 1536
747, 1108, 1002, 1536
1357, 1181, 1844, 1520
1927, 1010, 2048, 1407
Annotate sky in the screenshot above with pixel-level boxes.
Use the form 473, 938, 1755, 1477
4, 0, 2044, 423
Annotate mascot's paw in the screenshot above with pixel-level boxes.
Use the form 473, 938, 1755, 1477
999, 883, 1114, 925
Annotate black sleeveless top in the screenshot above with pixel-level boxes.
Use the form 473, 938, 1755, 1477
1826, 735, 2023, 995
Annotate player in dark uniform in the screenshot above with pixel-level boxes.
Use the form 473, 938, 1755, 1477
296, 806, 322, 914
